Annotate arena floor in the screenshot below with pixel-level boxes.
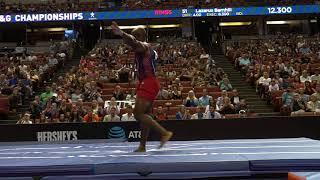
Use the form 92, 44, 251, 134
0, 138, 320, 179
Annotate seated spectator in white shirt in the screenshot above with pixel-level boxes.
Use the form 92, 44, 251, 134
300, 70, 311, 83
126, 88, 136, 102
103, 107, 120, 122
157, 85, 169, 100
106, 97, 120, 115
311, 70, 320, 83
268, 79, 280, 92
204, 105, 222, 119
121, 105, 136, 121
257, 72, 271, 98
16, 113, 32, 124
258, 72, 271, 86
306, 94, 320, 112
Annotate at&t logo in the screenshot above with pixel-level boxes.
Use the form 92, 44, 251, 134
108, 126, 127, 140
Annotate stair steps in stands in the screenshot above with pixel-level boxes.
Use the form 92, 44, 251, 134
11, 46, 87, 123
212, 55, 275, 114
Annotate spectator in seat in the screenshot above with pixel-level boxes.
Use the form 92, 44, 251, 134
170, 85, 182, 100
65, 111, 72, 122
216, 68, 225, 82
274, 72, 283, 88
92, 100, 105, 118
30, 100, 42, 121
118, 68, 130, 83
37, 113, 48, 124
99, 71, 109, 82
304, 81, 315, 95
106, 97, 120, 115
311, 79, 318, 92
0, 74, 8, 93
9, 88, 21, 112
121, 105, 136, 121
176, 105, 191, 120
204, 105, 222, 119
282, 86, 294, 108
298, 88, 309, 103
154, 105, 168, 121
282, 61, 295, 77
43, 102, 58, 122
311, 69, 320, 83
269, 79, 280, 92
290, 93, 306, 115
83, 108, 100, 123
126, 88, 136, 102
238, 54, 251, 75
216, 90, 228, 110
58, 113, 67, 123
157, 84, 169, 100
172, 78, 183, 91
191, 106, 205, 119
267, 79, 279, 103
219, 77, 233, 91
199, 89, 212, 106
112, 85, 125, 100
219, 97, 235, 115
184, 90, 199, 107
76, 100, 87, 118
312, 85, 320, 100
257, 72, 271, 99
58, 99, 71, 115
293, 75, 304, 89
70, 104, 82, 123
71, 89, 83, 102
300, 70, 311, 83
103, 106, 120, 122
17, 113, 32, 124
48, 54, 58, 67
299, 44, 311, 55
306, 94, 320, 112
207, 74, 218, 87
40, 86, 53, 103
230, 89, 242, 105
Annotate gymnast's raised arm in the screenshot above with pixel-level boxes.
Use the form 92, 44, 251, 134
111, 21, 147, 53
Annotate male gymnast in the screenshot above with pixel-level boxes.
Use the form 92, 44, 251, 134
111, 21, 173, 152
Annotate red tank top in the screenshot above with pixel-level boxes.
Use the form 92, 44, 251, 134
135, 44, 157, 81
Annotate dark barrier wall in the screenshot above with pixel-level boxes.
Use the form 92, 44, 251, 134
1, 116, 320, 142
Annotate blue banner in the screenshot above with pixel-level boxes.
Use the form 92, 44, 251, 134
0, 5, 319, 23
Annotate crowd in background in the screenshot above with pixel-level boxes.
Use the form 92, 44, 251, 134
226, 33, 320, 116
0, 41, 70, 114
15, 36, 252, 124
16, 42, 135, 124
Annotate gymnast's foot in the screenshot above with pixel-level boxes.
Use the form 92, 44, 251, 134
159, 131, 173, 149
134, 146, 146, 152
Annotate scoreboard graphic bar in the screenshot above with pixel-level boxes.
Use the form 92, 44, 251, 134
0, 5, 319, 23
